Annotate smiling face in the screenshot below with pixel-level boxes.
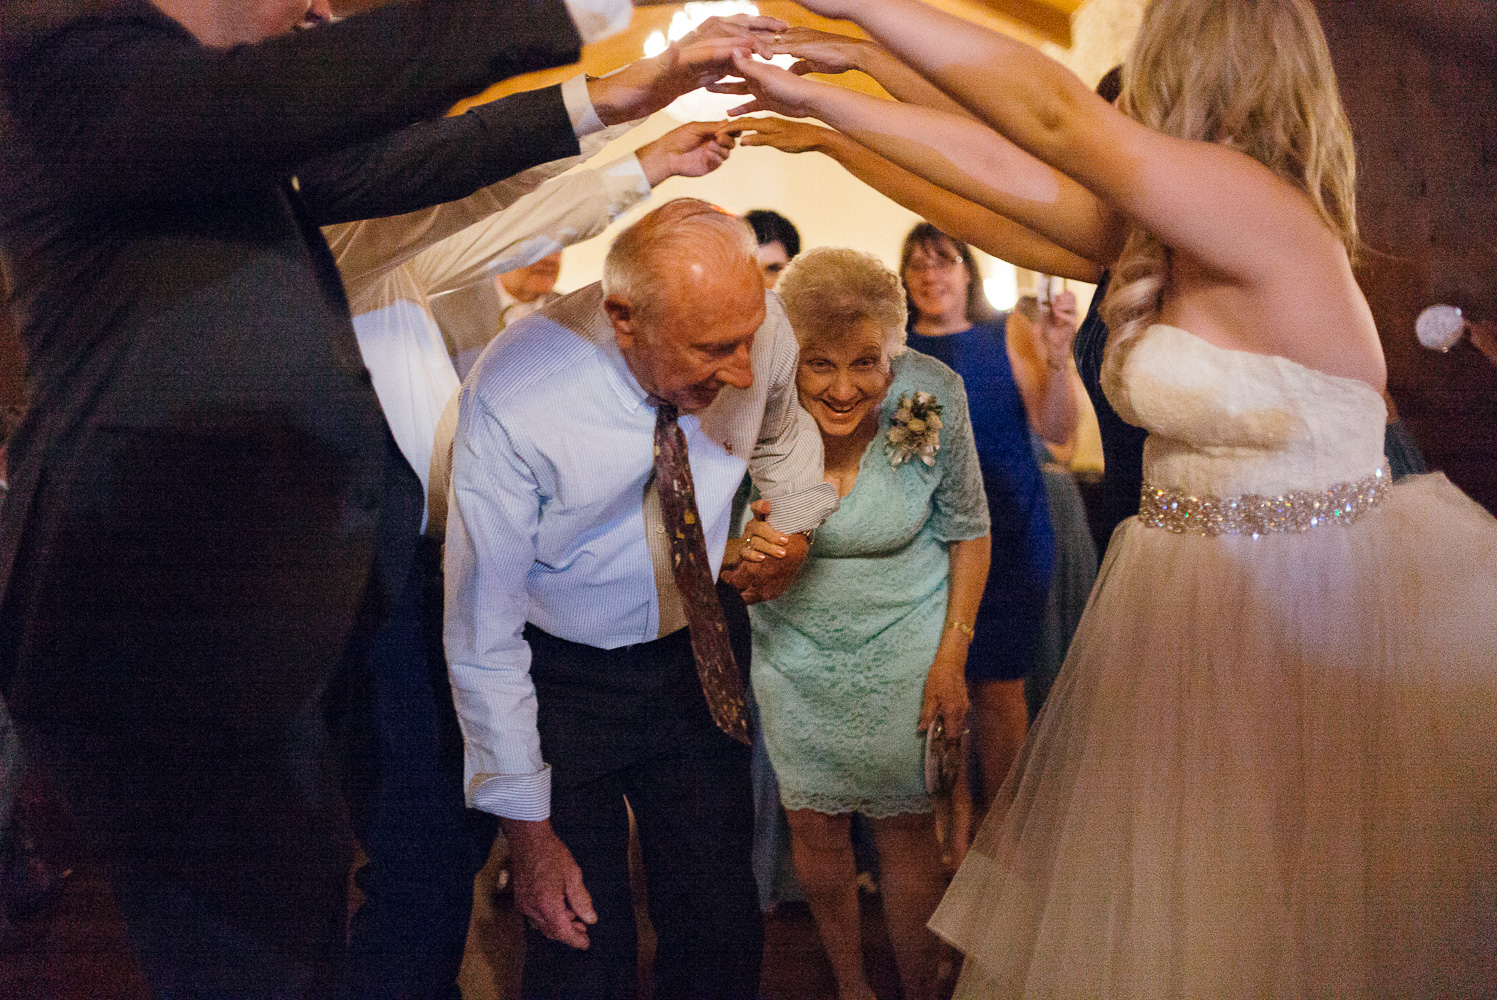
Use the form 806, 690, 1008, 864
796, 318, 894, 440
609, 257, 766, 415
902, 239, 971, 325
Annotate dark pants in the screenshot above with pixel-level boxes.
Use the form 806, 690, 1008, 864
0, 436, 394, 997
521, 589, 761, 1000
0, 431, 437, 998
340, 535, 498, 1000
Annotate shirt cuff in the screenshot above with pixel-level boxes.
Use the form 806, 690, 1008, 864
561, 0, 633, 46
561, 73, 607, 139
764, 482, 841, 536
601, 152, 653, 197
469, 765, 552, 820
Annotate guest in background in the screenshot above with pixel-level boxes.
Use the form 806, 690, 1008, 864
745, 208, 802, 289
0, 0, 629, 992
1008, 293, 1098, 716
899, 224, 1053, 858
746, 247, 988, 1000
497, 251, 564, 327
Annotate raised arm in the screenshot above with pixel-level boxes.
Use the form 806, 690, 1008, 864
716, 55, 1122, 265
405, 121, 736, 299
1006, 298, 1081, 449
780, 1, 1353, 295
761, 25, 974, 120
725, 118, 1101, 282
4, 0, 591, 204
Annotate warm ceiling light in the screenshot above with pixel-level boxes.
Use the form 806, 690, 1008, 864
644, 2, 796, 121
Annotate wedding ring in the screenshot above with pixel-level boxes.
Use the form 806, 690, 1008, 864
774, 32, 783, 43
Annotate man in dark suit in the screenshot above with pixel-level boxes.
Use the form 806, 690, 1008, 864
0, 0, 638, 992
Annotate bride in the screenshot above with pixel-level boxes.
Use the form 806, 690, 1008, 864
720, 1, 1497, 995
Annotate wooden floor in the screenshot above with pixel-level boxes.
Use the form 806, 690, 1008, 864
1, 789, 929, 999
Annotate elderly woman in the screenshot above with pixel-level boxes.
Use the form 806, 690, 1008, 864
738, 247, 990, 1000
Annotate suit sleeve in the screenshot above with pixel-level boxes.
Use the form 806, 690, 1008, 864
3, 0, 584, 204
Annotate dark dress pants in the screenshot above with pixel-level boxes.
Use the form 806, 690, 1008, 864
340, 534, 498, 1000
520, 586, 761, 1000
0, 427, 392, 998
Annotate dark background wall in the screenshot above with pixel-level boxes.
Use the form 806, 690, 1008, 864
1318, 1, 1497, 514
0, 267, 24, 433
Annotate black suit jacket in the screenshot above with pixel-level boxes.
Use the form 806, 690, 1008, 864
0, 0, 584, 739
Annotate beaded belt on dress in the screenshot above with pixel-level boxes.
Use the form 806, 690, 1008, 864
1139, 463, 1390, 536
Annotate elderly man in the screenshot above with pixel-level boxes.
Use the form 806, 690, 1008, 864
319, 25, 775, 989
446, 198, 838, 998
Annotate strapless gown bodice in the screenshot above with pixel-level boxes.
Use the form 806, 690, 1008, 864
1104, 324, 1387, 498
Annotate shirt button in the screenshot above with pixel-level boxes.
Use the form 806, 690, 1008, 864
655, 525, 665, 534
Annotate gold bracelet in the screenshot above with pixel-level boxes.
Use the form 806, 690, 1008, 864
945, 620, 975, 640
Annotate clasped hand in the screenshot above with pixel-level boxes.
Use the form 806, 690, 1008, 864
721, 499, 810, 604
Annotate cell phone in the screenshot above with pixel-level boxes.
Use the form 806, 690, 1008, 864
1038, 275, 1064, 317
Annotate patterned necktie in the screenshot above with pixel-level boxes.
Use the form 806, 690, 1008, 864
652, 401, 750, 745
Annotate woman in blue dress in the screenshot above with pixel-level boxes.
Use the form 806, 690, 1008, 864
741, 246, 990, 1000
899, 224, 1056, 852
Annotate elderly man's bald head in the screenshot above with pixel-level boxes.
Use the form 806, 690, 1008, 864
602, 199, 767, 413
603, 198, 761, 325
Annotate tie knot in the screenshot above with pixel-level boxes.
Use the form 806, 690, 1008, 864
654, 399, 679, 425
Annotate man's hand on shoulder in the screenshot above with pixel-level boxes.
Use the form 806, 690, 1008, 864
721, 499, 812, 604
504, 817, 596, 949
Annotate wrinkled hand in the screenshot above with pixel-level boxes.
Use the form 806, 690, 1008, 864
762, 25, 872, 77
709, 52, 825, 119
1039, 289, 1079, 367
721, 500, 809, 603
636, 120, 736, 185
719, 117, 841, 156
505, 819, 596, 949
918, 656, 969, 736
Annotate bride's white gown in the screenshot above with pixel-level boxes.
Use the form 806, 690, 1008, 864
931, 325, 1497, 998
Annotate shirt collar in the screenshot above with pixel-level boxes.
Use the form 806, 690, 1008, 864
591, 303, 650, 412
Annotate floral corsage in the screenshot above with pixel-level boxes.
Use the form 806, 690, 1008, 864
885, 391, 943, 468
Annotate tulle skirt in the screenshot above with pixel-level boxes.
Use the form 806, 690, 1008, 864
930, 473, 1497, 999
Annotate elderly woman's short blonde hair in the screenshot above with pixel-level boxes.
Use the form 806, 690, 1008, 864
778, 247, 907, 358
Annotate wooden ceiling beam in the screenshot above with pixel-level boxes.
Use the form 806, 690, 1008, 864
964, 0, 1081, 47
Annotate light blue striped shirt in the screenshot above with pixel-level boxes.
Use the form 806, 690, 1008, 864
445, 283, 839, 819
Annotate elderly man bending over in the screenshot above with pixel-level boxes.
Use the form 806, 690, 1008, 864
445, 199, 838, 999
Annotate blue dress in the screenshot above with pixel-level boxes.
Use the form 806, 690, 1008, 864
907, 319, 1054, 682
750, 350, 990, 816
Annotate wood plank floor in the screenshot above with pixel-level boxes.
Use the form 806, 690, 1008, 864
1, 791, 941, 999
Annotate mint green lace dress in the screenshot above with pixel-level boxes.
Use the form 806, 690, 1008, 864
750, 350, 990, 817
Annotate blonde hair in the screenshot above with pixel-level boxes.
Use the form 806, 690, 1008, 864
1101, 0, 1358, 366
778, 247, 908, 359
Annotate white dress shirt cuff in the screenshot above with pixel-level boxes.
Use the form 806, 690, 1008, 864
765, 482, 842, 536
561, 73, 607, 139
470, 766, 553, 821
561, 0, 633, 46
600, 152, 653, 198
